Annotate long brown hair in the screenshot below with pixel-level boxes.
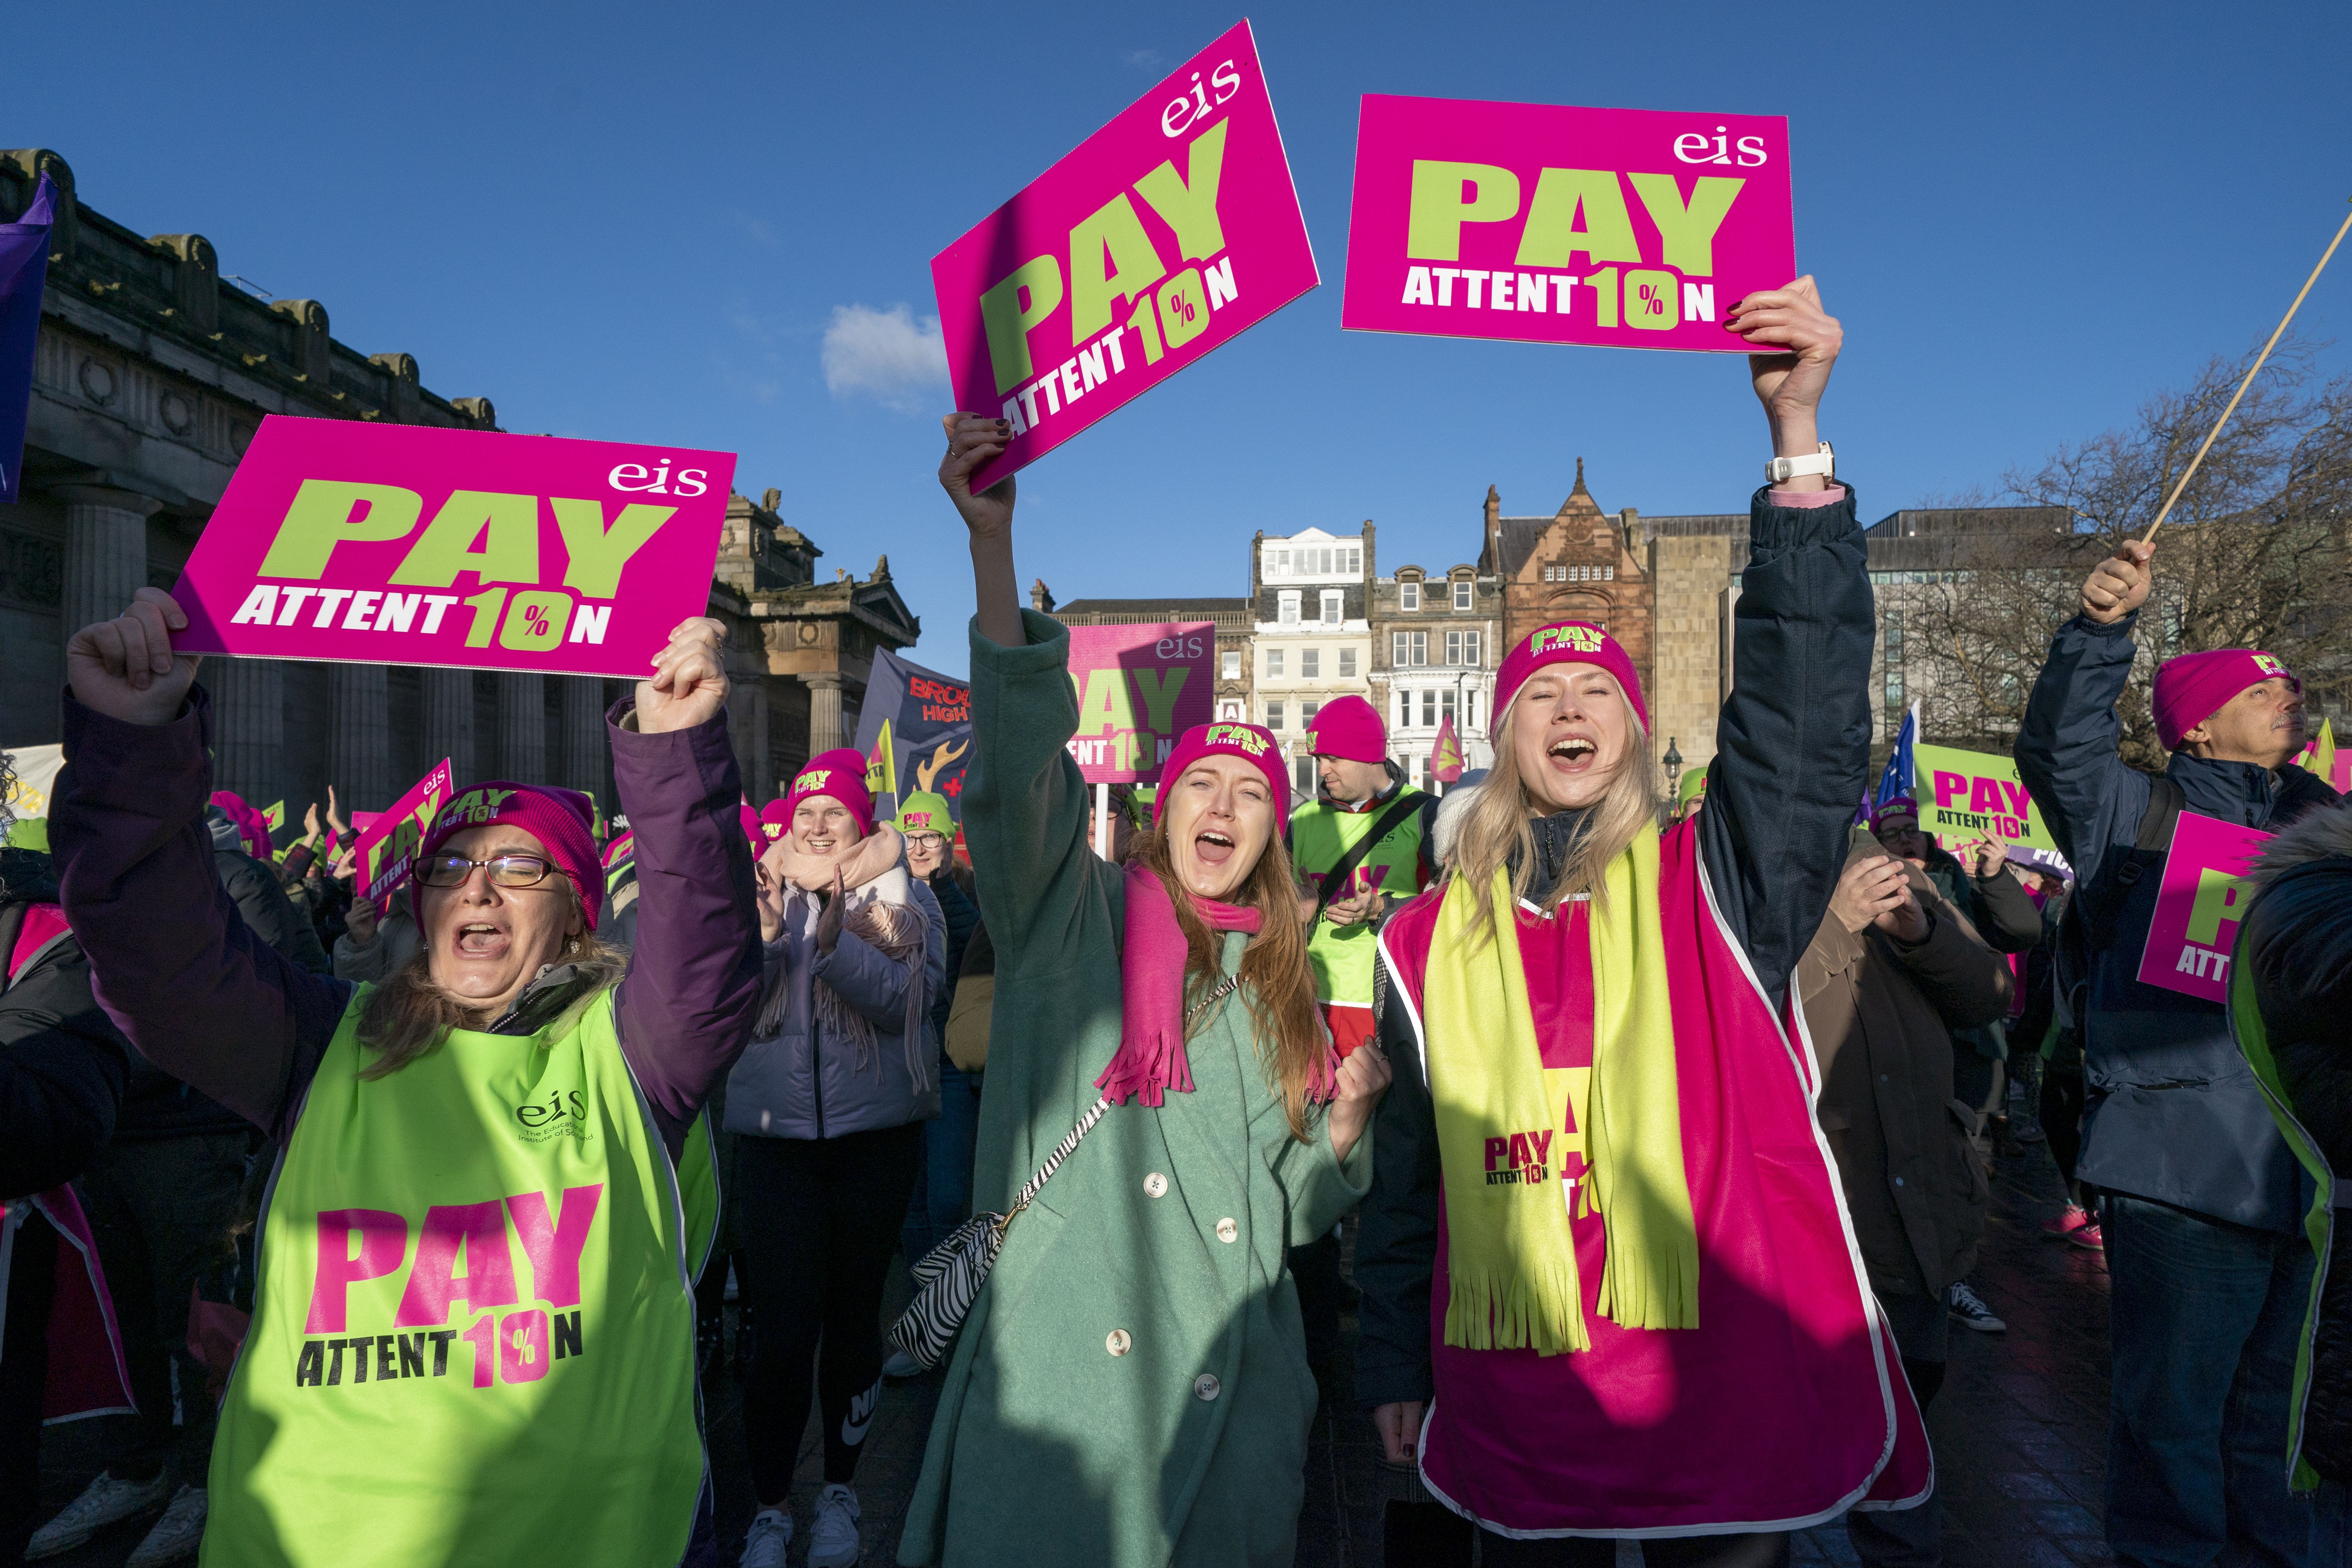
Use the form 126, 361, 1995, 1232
355, 888, 625, 1078
1449, 694, 1663, 941
1134, 815, 1326, 1142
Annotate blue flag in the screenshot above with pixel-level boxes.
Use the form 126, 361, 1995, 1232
0, 173, 57, 505
1874, 700, 1919, 809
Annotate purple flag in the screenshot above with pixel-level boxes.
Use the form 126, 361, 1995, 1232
0, 174, 57, 504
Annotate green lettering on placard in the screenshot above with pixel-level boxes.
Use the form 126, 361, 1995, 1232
1134, 119, 1230, 262
1625, 269, 1680, 332
1132, 667, 1189, 733
258, 480, 424, 579
1627, 173, 1744, 278
390, 491, 541, 588
2186, 866, 2253, 946
1125, 293, 1164, 364
1158, 269, 1210, 350
1067, 195, 1169, 345
461, 587, 508, 649
500, 589, 571, 652
549, 498, 675, 599
979, 256, 1064, 396
1406, 161, 1522, 262
1584, 268, 1620, 328
1515, 170, 1639, 270
1077, 667, 1139, 737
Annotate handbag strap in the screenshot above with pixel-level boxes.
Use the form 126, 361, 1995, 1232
1002, 973, 1244, 1224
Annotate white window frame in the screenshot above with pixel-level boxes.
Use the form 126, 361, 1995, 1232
1400, 580, 1420, 612
1278, 591, 1300, 627
1266, 647, 1285, 677
1300, 648, 1320, 680
1453, 579, 1473, 611
1221, 650, 1241, 679
1320, 590, 1342, 626
1266, 700, 1285, 730
1338, 648, 1356, 678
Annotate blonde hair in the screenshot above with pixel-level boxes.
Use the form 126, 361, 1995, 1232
1448, 694, 1663, 940
355, 883, 624, 1078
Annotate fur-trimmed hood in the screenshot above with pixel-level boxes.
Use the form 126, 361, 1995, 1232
2255, 800, 2352, 886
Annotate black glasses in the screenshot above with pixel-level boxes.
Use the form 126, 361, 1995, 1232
905, 832, 948, 851
415, 853, 558, 889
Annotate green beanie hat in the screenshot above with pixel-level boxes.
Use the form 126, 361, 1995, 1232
895, 792, 955, 836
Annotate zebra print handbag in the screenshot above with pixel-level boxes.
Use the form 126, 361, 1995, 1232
885, 976, 1241, 1371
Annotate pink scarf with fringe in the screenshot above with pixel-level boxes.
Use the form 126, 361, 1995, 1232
1096, 861, 1267, 1106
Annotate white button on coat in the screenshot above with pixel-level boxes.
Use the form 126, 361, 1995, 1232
1144, 1173, 1168, 1199
1107, 1330, 1132, 1357
1194, 1373, 1220, 1401
1216, 1218, 1239, 1243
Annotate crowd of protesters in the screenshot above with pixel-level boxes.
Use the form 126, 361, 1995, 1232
3, 271, 2350, 1568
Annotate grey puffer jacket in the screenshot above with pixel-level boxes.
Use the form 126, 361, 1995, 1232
724, 863, 946, 1141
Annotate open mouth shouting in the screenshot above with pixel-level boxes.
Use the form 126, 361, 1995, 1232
453, 919, 511, 960
1546, 733, 1600, 773
1194, 828, 1237, 871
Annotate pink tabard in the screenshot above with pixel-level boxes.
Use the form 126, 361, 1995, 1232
1378, 819, 1929, 1536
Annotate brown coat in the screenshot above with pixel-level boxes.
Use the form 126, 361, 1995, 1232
1797, 840, 2011, 1301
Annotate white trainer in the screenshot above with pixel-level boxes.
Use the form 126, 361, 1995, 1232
740, 1507, 793, 1568
808, 1482, 862, 1567
125, 1486, 208, 1567
25, 1470, 173, 1559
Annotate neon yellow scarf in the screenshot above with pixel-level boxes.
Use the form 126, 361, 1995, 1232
1423, 826, 1699, 1352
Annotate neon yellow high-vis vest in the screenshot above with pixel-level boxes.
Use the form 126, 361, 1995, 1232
1290, 796, 1428, 1007
205, 985, 716, 1568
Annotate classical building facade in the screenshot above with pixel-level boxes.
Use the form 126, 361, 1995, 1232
1369, 555, 1500, 788
1250, 524, 1374, 797
0, 149, 912, 816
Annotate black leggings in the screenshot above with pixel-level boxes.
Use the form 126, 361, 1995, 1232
734, 1123, 924, 1500
1480, 1529, 1792, 1568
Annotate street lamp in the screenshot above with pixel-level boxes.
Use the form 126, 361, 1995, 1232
1663, 737, 1683, 803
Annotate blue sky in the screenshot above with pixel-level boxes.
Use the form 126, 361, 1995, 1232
24, 2, 2352, 677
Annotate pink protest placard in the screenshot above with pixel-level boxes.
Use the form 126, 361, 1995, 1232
931, 19, 1318, 492
2135, 809, 2272, 1003
1064, 623, 1214, 785
169, 417, 733, 679
1341, 96, 1795, 354
356, 758, 453, 901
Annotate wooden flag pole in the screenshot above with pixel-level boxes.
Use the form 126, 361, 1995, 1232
2139, 198, 2352, 546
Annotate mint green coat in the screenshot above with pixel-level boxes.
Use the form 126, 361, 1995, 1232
898, 613, 1373, 1568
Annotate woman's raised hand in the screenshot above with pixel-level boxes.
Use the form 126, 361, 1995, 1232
938, 414, 1017, 541
66, 587, 202, 727
1726, 276, 1841, 467
637, 617, 730, 734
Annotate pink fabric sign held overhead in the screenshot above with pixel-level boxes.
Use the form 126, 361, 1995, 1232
931, 19, 1319, 493
168, 416, 733, 680
1064, 622, 1215, 785
2135, 809, 2272, 1004
1342, 96, 1795, 355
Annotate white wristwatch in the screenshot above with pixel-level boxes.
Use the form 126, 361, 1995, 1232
1765, 441, 1835, 485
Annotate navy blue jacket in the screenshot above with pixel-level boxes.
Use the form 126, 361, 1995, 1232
2015, 610, 2338, 1230
1354, 483, 1875, 1410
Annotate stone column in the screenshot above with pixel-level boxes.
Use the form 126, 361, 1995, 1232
328, 664, 392, 809
54, 484, 161, 637
419, 668, 475, 783
560, 677, 607, 807
802, 672, 845, 755
497, 672, 545, 783
207, 656, 283, 806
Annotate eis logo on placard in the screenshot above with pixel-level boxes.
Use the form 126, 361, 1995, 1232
512, 1089, 590, 1145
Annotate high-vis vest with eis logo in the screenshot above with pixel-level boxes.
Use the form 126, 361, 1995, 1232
1290, 799, 1427, 1007
204, 986, 709, 1568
